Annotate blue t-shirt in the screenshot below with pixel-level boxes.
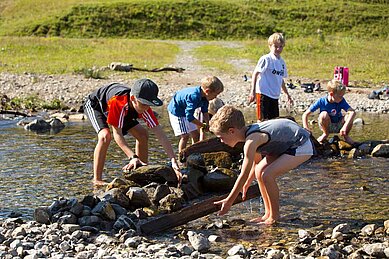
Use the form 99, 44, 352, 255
167, 86, 209, 122
309, 96, 351, 123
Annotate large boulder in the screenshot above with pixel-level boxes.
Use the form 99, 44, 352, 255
124, 165, 178, 186
126, 187, 151, 209
203, 168, 238, 192
202, 151, 233, 168
179, 137, 243, 162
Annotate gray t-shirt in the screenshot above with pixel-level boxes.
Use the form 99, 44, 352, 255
245, 118, 310, 156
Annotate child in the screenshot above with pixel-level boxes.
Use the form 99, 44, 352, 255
84, 78, 182, 185
194, 97, 225, 141
210, 106, 314, 225
302, 79, 356, 144
168, 76, 224, 153
248, 32, 293, 121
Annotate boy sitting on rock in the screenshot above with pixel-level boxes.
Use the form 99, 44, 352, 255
302, 79, 356, 145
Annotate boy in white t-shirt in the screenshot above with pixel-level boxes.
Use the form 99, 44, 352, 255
248, 33, 293, 121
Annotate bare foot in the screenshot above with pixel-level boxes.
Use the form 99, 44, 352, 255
259, 218, 277, 225
317, 134, 328, 144
250, 215, 268, 223
93, 179, 107, 186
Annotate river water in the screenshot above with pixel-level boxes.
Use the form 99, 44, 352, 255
0, 108, 388, 247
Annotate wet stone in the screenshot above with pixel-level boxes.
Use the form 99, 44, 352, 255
371, 144, 389, 157
126, 187, 151, 209
187, 231, 210, 252
360, 224, 376, 236
91, 201, 116, 221
102, 188, 131, 209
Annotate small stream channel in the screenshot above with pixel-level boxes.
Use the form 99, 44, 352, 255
0, 108, 388, 248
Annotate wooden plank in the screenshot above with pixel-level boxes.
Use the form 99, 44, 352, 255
139, 184, 260, 235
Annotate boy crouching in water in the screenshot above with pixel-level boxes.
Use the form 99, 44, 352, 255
210, 106, 314, 225
302, 79, 356, 144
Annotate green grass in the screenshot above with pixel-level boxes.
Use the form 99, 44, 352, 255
0, 37, 179, 74
194, 36, 389, 84
1, 0, 389, 84
1, 35, 389, 85
1, 0, 389, 39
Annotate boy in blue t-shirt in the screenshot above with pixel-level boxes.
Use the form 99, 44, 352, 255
302, 79, 356, 144
168, 76, 224, 153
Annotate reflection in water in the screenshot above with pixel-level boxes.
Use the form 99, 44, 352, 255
0, 109, 388, 247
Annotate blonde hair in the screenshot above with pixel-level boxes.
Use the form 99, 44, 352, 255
209, 105, 245, 134
327, 79, 346, 94
268, 32, 285, 46
201, 76, 224, 93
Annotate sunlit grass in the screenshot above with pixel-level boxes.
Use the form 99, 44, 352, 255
1, 35, 388, 86
0, 37, 179, 74
195, 36, 389, 85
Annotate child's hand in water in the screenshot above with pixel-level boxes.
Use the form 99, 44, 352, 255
214, 197, 233, 215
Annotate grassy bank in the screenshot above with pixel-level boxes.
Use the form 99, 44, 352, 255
0, 37, 179, 75
1, 0, 389, 39
195, 36, 389, 83
1, 36, 388, 85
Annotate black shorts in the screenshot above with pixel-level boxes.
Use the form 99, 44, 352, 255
83, 98, 138, 135
256, 93, 279, 121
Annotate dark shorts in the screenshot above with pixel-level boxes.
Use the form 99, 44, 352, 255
255, 93, 279, 121
83, 98, 138, 135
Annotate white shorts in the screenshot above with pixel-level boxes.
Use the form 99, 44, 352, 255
285, 138, 315, 156
194, 107, 203, 122
168, 112, 198, 136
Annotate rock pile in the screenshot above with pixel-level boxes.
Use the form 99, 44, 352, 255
314, 135, 389, 159
32, 149, 240, 234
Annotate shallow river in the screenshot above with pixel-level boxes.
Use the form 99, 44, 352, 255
0, 108, 388, 248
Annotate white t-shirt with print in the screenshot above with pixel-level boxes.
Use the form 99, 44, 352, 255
254, 52, 288, 99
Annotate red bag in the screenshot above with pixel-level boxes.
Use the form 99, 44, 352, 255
334, 66, 349, 86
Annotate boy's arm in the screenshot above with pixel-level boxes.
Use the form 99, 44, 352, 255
214, 134, 262, 215
302, 109, 312, 132
249, 70, 260, 103
340, 108, 356, 136
281, 80, 293, 104
150, 125, 182, 184
112, 126, 147, 170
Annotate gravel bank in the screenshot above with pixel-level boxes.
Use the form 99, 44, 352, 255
1, 71, 389, 115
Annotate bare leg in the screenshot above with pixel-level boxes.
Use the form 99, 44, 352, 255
178, 133, 190, 153
251, 155, 277, 223
93, 128, 111, 185
259, 154, 311, 224
128, 124, 149, 163
342, 114, 355, 144
190, 130, 200, 144
199, 128, 205, 141
317, 111, 330, 143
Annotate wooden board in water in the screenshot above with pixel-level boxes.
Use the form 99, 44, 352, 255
139, 184, 260, 235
